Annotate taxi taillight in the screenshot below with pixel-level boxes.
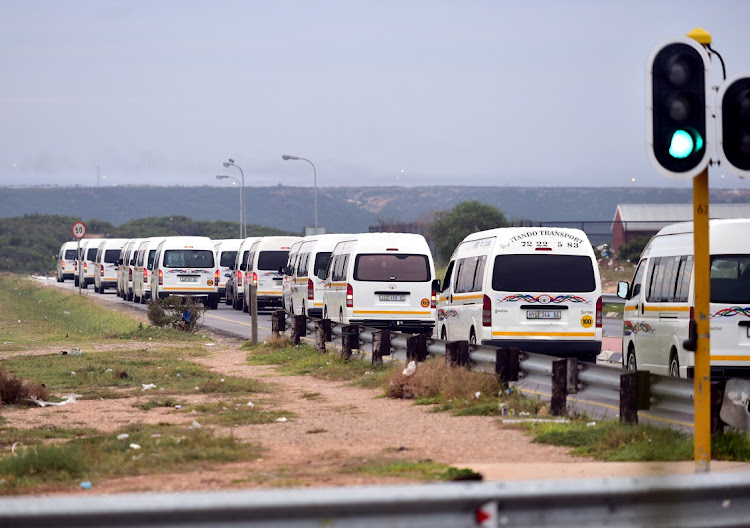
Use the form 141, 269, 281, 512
346, 283, 353, 308
596, 296, 603, 328
158, 269, 163, 285
308, 279, 314, 301
482, 295, 492, 327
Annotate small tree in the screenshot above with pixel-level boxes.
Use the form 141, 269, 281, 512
147, 296, 206, 332
617, 235, 652, 262
429, 201, 509, 262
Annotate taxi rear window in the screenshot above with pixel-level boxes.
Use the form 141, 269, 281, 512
492, 254, 595, 292
354, 254, 430, 282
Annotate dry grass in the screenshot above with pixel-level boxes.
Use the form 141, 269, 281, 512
386, 358, 502, 401
0, 366, 49, 406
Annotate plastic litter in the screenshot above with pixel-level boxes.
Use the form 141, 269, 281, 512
247, 401, 255, 408
80, 481, 92, 490
141, 383, 157, 391
175, 405, 182, 409
275, 417, 287, 423
402, 361, 417, 376
25, 394, 82, 407
129, 443, 141, 450
71, 348, 82, 357
474, 391, 481, 399
587, 421, 597, 427
190, 420, 202, 429
116, 433, 130, 440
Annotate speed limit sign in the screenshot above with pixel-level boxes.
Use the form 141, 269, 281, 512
72, 222, 87, 240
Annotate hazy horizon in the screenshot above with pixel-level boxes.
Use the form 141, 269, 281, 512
3, 1, 749, 191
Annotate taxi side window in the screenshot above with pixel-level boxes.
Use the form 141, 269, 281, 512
630, 259, 646, 300
441, 261, 454, 293
674, 256, 693, 303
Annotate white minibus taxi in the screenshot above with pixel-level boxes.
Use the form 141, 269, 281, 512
117, 238, 144, 301
290, 233, 351, 318
150, 236, 220, 309
213, 239, 242, 303
437, 227, 602, 361
231, 237, 259, 311
77, 239, 102, 289
94, 239, 128, 294
322, 233, 437, 335
282, 240, 304, 313
56, 241, 78, 282
244, 236, 301, 312
618, 219, 750, 379
132, 237, 165, 304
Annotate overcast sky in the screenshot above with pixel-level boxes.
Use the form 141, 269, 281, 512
2, 0, 749, 190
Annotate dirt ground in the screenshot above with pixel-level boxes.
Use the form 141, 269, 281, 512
1, 297, 598, 494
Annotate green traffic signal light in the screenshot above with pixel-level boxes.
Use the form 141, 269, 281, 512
669, 130, 694, 158
669, 129, 704, 159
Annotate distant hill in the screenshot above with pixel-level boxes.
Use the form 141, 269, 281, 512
0, 214, 294, 274
2, 185, 749, 234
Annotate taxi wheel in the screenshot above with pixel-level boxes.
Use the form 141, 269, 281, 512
626, 348, 637, 371
669, 352, 680, 377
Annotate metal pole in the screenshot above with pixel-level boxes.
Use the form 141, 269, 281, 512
311, 161, 318, 232
77, 239, 82, 296
236, 165, 245, 238
693, 167, 711, 473
250, 284, 258, 344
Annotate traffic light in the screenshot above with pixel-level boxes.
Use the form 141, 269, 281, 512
647, 38, 711, 180
718, 73, 750, 178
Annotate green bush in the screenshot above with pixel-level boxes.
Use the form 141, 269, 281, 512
147, 296, 206, 332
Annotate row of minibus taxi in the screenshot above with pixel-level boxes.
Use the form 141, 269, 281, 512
54, 218, 750, 378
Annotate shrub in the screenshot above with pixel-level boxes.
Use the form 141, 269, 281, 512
0, 366, 49, 406
147, 296, 206, 333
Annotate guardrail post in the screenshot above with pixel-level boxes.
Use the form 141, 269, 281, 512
271, 310, 285, 339
620, 371, 639, 424
406, 334, 428, 362
291, 314, 306, 345
372, 330, 391, 365
711, 381, 727, 436
566, 358, 578, 395
551, 359, 567, 416
495, 347, 519, 382
445, 341, 469, 367
315, 319, 330, 353
341, 325, 359, 360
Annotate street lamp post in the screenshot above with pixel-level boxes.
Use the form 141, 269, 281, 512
222, 159, 245, 238
282, 154, 318, 232
215, 175, 242, 238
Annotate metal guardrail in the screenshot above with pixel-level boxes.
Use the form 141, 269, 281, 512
3, 472, 750, 527
289, 312, 695, 425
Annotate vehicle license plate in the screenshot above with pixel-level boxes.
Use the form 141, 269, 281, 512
379, 294, 405, 302
526, 310, 561, 320
179, 276, 199, 283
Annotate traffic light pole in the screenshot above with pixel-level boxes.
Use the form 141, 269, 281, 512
692, 167, 711, 473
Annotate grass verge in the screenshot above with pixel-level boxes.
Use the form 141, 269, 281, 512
0, 423, 262, 492
0, 276, 202, 351
244, 337, 395, 389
